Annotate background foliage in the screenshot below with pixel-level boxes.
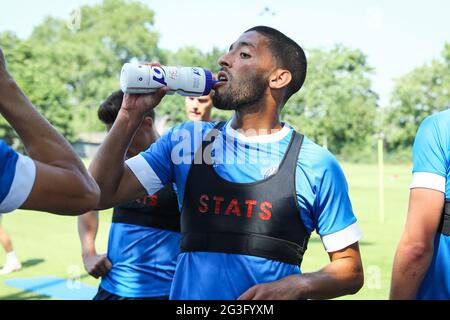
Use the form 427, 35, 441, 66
0, 0, 448, 160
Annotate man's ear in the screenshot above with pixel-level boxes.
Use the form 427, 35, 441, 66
268, 69, 292, 90
142, 116, 154, 128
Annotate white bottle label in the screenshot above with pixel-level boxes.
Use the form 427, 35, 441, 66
120, 63, 211, 96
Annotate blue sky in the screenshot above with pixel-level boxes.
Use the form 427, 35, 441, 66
1, 0, 449, 105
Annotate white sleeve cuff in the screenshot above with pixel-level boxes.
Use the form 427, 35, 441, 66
0, 154, 36, 213
321, 221, 362, 252
410, 172, 446, 193
125, 154, 164, 196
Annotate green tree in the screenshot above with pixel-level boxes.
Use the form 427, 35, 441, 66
384, 43, 450, 152
28, 0, 164, 135
0, 32, 22, 145
1, 32, 73, 145
283, 45, 378, 158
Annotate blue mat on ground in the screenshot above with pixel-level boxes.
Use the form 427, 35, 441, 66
4, 276, 98, 300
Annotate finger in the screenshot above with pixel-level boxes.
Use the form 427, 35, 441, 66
96, 261, 109, 276
153, 86, 169, 102
142, 86, 168, 109
104, 258, 113, 272
238, 286, 257, 300
252, 291, 270, 300
121, 93, 131, 108
88, 267, 100, 279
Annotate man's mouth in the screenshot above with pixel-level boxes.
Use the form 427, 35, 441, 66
213, 71, 229, 89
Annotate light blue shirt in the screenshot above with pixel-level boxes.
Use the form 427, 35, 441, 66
100, 223, 181, 298
411, 109, 450, 300
0, 140, 35, 213
126, 120, 361, 299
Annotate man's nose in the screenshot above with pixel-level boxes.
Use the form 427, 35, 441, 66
218, 52, 231, 69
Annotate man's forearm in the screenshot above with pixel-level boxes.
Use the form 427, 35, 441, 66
390, 239, 433, 299
239, 243, 363, 300
0, 72, 87, 172
294, 257, 364, 299
390, 189, 443, 299
77, 211, 99, 257
89, 110, 141, 207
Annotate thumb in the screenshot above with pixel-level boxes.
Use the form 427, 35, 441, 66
141, 86, 168, 109
152, 86, 169, 103
101, 255, 113, 271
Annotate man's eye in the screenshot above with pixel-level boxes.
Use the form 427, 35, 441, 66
240, 52, 251, 58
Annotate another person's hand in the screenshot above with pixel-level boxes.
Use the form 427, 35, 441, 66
82, 254, 112, 279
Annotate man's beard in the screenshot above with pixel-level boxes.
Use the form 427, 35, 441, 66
213, 72, 269, 111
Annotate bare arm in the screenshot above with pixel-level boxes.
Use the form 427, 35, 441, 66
77, 211, 112, 278
238, 242, 364, 300
0, 48, 99, 215
78, 211, 99, 257
89, 89, 168, 209
390, 188, 444, 299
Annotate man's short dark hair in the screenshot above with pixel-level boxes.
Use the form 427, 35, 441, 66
245, 26, 307, 103
97, 90, 155, 124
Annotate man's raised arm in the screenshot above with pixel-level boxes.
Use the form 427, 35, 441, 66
0, 48, 99, 215
89, 89, 168, 209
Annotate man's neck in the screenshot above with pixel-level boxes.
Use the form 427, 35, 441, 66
201, 112, 212, 122
230, 103, 282, 135
151, 129, 160, 142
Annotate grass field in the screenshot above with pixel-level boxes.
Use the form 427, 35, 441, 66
0, 162, 412, 300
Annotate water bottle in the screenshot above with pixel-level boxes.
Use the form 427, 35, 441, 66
120, 63, 216, 96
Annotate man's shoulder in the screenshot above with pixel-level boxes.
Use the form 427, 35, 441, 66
415, 109, 450, 152
420, 109, 450, 134
298, 135, 340, 170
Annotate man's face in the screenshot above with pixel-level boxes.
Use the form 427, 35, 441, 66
105, 118, 154, 158
213, 31, 274, 111
185, 95, 213, 121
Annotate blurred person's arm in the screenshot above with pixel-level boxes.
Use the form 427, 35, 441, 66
390, 188, 444, 299
0, 48, 99, 215
390, 115, 447, 299
77, 211, 112, 278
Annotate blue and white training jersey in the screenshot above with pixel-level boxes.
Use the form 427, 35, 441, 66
100, 223, 181, 298
410, 109, 450, 300
0, 139, 36, 213
126, 120, 362, 300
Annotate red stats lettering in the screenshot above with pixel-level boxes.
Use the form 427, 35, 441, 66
198, 194, 272, 220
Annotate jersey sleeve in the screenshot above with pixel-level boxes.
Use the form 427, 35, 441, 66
410, 115, 448, 193
0, 141, 36, 213
125, 127, 175, 196
312, 150, 361, 252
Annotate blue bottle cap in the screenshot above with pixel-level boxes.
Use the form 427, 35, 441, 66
202, 69, 213, 96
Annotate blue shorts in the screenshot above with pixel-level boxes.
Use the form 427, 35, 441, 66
93, 287, 169, 300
